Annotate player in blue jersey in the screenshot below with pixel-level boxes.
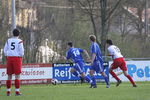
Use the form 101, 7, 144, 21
89, 35, 110, 88
63, 42, 92, 85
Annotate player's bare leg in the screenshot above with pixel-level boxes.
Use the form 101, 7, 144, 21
123, 71, 137, 87
70, 68, 79, 77
6, 75, 12, 96
15, 74, 22, 96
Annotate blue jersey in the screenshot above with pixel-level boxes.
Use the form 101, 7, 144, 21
90, 42, 103, 62
66, 48, 84, 63
90, 42, 104, 73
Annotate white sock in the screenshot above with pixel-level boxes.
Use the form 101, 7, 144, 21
7, 88, 11, 92
15, 88, 20, 92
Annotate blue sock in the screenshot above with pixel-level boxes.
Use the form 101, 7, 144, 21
72, 71, 79, 77
91, 76, 96, 85
84, 76, 91, 83
104, 76, 109, 85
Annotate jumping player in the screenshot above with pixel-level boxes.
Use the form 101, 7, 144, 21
4, 29, 24, 96
106, 39, 137, 87
89, 35, 110, 88
63, 42, 93, 85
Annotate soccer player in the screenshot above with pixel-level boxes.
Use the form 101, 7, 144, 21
4, 29, 24, 96
89, 35, 110, 88
106, 39, 137, 87
63, 42, 92, 85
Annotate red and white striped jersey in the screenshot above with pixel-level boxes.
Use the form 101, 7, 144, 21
107, 45, 123, 59
4, 37, 24, 57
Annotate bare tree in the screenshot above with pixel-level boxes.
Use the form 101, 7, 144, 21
73, 0, 122, 54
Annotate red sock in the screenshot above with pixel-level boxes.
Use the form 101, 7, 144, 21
7, 91, 11, 94
110, 71, 121, 81
126, 75, 135, 85
15, 79, 20, 89
6, 80, 12, 89
16, 91, 20, 94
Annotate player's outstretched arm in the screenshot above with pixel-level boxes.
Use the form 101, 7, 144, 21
83, 50, 91, 62
4, 41, 8, 56
91, 53, 96, 64
18, 41, 24, 57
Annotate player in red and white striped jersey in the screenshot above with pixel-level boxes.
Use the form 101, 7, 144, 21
106, 39, 137, 87
4, 29, 24, 96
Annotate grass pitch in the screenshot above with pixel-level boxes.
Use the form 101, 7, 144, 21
0, 82, 150, 100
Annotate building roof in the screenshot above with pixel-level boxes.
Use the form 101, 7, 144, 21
124, 7, 150, 22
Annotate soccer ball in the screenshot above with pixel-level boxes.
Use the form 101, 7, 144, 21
51, 79, 58, 85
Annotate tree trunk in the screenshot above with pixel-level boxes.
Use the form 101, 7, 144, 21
100, 0, 108, 55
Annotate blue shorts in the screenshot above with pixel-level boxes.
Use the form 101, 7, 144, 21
73, 61, 85, 74
90, 60, 104, 73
